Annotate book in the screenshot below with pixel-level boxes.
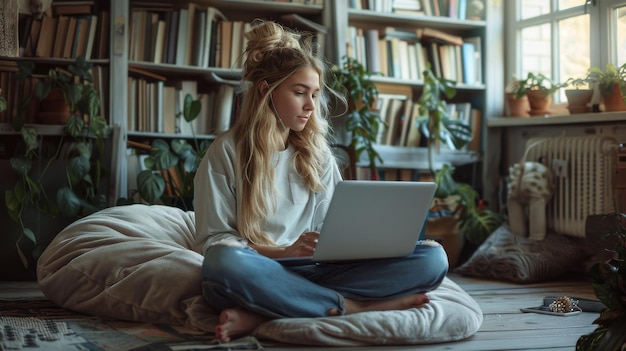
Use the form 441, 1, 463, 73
164, 9, 178, 64
463, 36, 482, 84
218, 21, 233, 69
152, 19, 166, 63
418, 27, 464, 46
364, 29, 380, 74
24, 18, 42, 57
404, 102, 423, 147
184, 3, 197, 66
51, 1, 94, 16
229, 21, 244, 68
83, 15, 98, 59
71, 16, 89, 58
175, 8, 188, 65
35, 15, 57, 57
213, 84, 235, 134
96, 10, 109, 59
202, 7, 226, 68
62, 16, 77, 58
192, 10, 206, 66
52, 15, 70, 58
162, 84, 177, 134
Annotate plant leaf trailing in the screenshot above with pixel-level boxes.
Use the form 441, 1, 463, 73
4, 56, 109, 268
415, 64, 472, 176
576, 212, 626, 351
330, 56, 383, 173
128, 93, 211, 211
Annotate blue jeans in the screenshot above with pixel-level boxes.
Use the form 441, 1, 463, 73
201, 241, 448, 319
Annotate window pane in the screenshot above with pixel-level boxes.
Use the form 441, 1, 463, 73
559, 14, 590, 100
616, 5, 626, 65
521, 0, 550, 20
558, 0, 582, 10
521, 24, 552, 78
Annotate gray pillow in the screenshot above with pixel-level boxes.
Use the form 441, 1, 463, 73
454, 224, 585, 283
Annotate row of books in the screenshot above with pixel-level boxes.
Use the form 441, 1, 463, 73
348, 26, 482, 85
129, 5, 326, 68
18, 8, 109, 60
350, 0, 486, 20
373, 92, 482, 151
127, 71, 238, 136
0, 64, 107, 124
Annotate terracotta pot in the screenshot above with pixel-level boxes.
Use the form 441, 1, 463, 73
565, 89, 593, 114
602, 83, 626, 112
37, 88, 71, 124
526, 89, 552, 116
425, 216, 463, 268
504, 93, 530, 117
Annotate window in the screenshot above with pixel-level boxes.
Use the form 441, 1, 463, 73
507, 0, 626, 103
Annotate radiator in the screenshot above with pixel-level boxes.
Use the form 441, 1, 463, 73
524, 135, 619, 238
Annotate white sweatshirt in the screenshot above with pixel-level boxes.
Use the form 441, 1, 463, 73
193, 130, 343, 255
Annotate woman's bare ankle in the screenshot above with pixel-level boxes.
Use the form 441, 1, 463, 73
342, 293, 430, 315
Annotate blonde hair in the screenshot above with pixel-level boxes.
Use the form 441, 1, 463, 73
232, 20, 344, 246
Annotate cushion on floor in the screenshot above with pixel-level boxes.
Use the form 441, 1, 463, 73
37, 204, 483, 346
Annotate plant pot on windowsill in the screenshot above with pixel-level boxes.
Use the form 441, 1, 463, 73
602, 83, 626, 112
526, 89, 553, 116
36, 87, 71, 124
504, 93, 530, 117
565, 89, 593, 114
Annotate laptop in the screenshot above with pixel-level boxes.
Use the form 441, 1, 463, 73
276, 180, 437, 266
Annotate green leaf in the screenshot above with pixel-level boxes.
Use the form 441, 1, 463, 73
67, 155, 90, 185
183, 94, 202, 123
56, 187, 82, 216
9, 157, 32, 175
23, 228, 36, 244
66, 115, 85, 137
65, 83, 83, 108
21, 127, 39, 155
150, 139, 178, 170
34, 81, 52, 100
88, 115, 107, 138
74, 142, 92, 159
137, 170, 165, 204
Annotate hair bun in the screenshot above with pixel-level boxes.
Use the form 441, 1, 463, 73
244, 21, 301, 68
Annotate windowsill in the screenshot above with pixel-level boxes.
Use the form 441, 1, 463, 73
488, 111, 626, 127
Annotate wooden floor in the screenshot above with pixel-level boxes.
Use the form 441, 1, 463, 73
264, 273, 599, 351
0, 273, 600, 350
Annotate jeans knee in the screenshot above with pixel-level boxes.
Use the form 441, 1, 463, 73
202, 245, 251, 284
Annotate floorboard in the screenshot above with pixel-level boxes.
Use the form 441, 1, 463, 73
0, 273, 601, 350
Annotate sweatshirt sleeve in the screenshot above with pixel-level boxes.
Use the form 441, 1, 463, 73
193, 134, 246, 254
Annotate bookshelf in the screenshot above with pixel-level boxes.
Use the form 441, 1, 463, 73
326, 0, 491, 187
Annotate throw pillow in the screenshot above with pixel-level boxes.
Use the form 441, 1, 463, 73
454, 224, 585, 283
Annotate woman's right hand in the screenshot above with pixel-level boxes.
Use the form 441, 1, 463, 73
283, 231, 320, 257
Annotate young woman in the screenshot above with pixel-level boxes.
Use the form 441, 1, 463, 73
194, 20, 449, 343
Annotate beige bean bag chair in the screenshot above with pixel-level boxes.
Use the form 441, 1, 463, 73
37, 204, 482, 346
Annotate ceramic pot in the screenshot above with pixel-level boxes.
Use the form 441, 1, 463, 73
526, 89, 552, 116
37, 88, 71, 124
565, 89, 593, 114
602, 83, 626, 112
504, 93, 530, 117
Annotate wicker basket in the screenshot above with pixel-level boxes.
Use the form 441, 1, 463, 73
0, 0, 19, 57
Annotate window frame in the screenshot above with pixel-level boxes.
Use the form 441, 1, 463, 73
506, 0, 626, 102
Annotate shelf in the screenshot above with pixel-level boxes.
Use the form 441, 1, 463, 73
0, 123, 65, 135
129, 61, 240, 84
128, 131, 217, 140
487, 112, 626, 127
369, 75, 486, 91
357, 144, 479, 170
348, 9, 486, 31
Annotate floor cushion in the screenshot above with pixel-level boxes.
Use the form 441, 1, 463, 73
37, 204, 483, 346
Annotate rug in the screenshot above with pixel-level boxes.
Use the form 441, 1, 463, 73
0, 298, 263, 351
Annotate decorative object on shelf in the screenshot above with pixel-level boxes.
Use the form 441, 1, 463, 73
130, 93, 210, 211
330, 56, 383, 178
504, 77, 530, 117
4, 57, 109, 269
515, 72, 561, 116
577, 212, 626, 351
563, 77, 593, 114
415, 64, 472, 176
587, 63, 626, 112
0, 0, 19, 57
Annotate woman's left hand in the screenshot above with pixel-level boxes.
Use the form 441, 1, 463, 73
283, 231, 320, 257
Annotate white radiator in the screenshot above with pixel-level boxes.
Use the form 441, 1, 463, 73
525, 135, 619, 238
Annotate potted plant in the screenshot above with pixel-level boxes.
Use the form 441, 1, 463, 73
563, 76, 593, 114
577, 212, 626, 350
412, 65, 501, 266
130, 94, 211, 211
517, 72, 561, 116
587, 63, 626, 112
414, 64, 473, 176
330, 56, 384, 178
426, 164, 503, 267
4, 57, 109, 269
504, 77, 530, 117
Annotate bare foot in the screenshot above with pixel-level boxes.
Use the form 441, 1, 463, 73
327, 293, 430, 316
215, 307, 269, 343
